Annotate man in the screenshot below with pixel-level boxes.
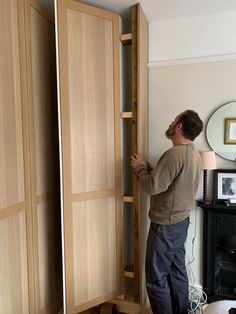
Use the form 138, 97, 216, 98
131, 110, 203, 314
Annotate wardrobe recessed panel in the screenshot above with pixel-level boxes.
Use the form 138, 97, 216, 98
67, 10, 115, 194
0, 212, 29, 313
0, 0, 25, 209
72, 198, 116, 305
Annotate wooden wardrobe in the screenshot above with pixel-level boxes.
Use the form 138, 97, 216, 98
55, 0, 148, 313
0, 0, 62, 313
0, 0, 147, 312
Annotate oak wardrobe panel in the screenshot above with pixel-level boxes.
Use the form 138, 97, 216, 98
55, 0, 122, 313
0, 0, 33, 312
24, 0, 62, 312
0, 0, 62, 312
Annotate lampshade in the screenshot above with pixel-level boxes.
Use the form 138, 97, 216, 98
200, 151, 217, 170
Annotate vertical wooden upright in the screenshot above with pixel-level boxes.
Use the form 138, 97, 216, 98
132, 4, 148, 303
117, 3, 148, 310
24, 0, 62, 312
55, 0, 122, 312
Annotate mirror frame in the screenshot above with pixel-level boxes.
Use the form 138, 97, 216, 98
206, 101, 236, 161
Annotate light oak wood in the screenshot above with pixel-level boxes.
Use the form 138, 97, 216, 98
24, 0, 62, 312
136, 4, 148, 305
124, 265, 135, 279
131, 3, 148, 303
0, 0, 34, 312
67, 11, 115, 194
124, 271, 135, 279
19, 0, 36, 308
29, 4, 57, 196
137, 4, 148, 160
120, 33, 132, 46
0, 201, 27, 220
121, 112, 133, 119
71, 190, 116, 202
0, 0, 25, 211
123, 196, 134, 203
131, 5, 140, 302
56, 0, 122, 312
0, 212, 29, 313
73, 198, 116, 305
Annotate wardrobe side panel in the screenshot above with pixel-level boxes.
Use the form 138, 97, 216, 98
26, 2, 62, 313
131, 3, 148, 303
137, 4, 148, 160
137, 4, 148, 306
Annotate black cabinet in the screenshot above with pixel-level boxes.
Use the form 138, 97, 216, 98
198, 201, 236, 303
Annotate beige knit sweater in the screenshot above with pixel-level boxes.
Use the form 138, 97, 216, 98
135, 144, 202, 225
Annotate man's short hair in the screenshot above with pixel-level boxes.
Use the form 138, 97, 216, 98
178, 110, 203, 141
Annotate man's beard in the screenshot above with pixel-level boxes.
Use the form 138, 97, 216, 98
165, 126, 175, 139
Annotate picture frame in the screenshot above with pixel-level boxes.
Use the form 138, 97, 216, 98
214, 169, 236, 201
224, 118, 236, 144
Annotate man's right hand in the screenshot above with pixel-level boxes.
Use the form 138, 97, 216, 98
131, 153, 146, 169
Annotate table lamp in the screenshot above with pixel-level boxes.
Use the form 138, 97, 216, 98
200, 151, 217, 204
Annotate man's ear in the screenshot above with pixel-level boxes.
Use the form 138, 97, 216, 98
176, 122, 182, 130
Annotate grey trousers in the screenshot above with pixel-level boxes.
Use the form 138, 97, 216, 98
145, 218, 190, 314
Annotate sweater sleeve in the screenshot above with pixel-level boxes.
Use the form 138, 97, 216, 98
135, 148, 185, 195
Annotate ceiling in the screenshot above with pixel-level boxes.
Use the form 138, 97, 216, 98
41, 0, 236, 22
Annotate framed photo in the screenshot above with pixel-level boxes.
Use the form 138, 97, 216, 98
224, 118, 236, 144
214, 169, 236, 200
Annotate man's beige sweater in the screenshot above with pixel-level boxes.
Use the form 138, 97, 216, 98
135, 143, 202, 225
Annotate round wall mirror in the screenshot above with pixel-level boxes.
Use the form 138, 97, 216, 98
206, 101, 236, 161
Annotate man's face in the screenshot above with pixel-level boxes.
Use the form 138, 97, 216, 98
165, 113, 182, 139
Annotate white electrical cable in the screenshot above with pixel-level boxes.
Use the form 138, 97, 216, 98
188, 285, 208, 313
186, 206, 198, 285
187, 207, 207, 313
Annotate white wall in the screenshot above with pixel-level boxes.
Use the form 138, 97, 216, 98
148, 11, 236, 288
149, 10, 236, 66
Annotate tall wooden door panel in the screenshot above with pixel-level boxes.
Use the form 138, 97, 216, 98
24, 0, 62, 312
0, 0, 33, 312
55, 0, 122, 312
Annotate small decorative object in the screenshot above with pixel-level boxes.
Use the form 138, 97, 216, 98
200, 151, 217, 204
214, 169, 236, 201
224, 118, 236, 144
225, 198, 236, 206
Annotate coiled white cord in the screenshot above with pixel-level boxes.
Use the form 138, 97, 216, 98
188, 285, 208, 313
